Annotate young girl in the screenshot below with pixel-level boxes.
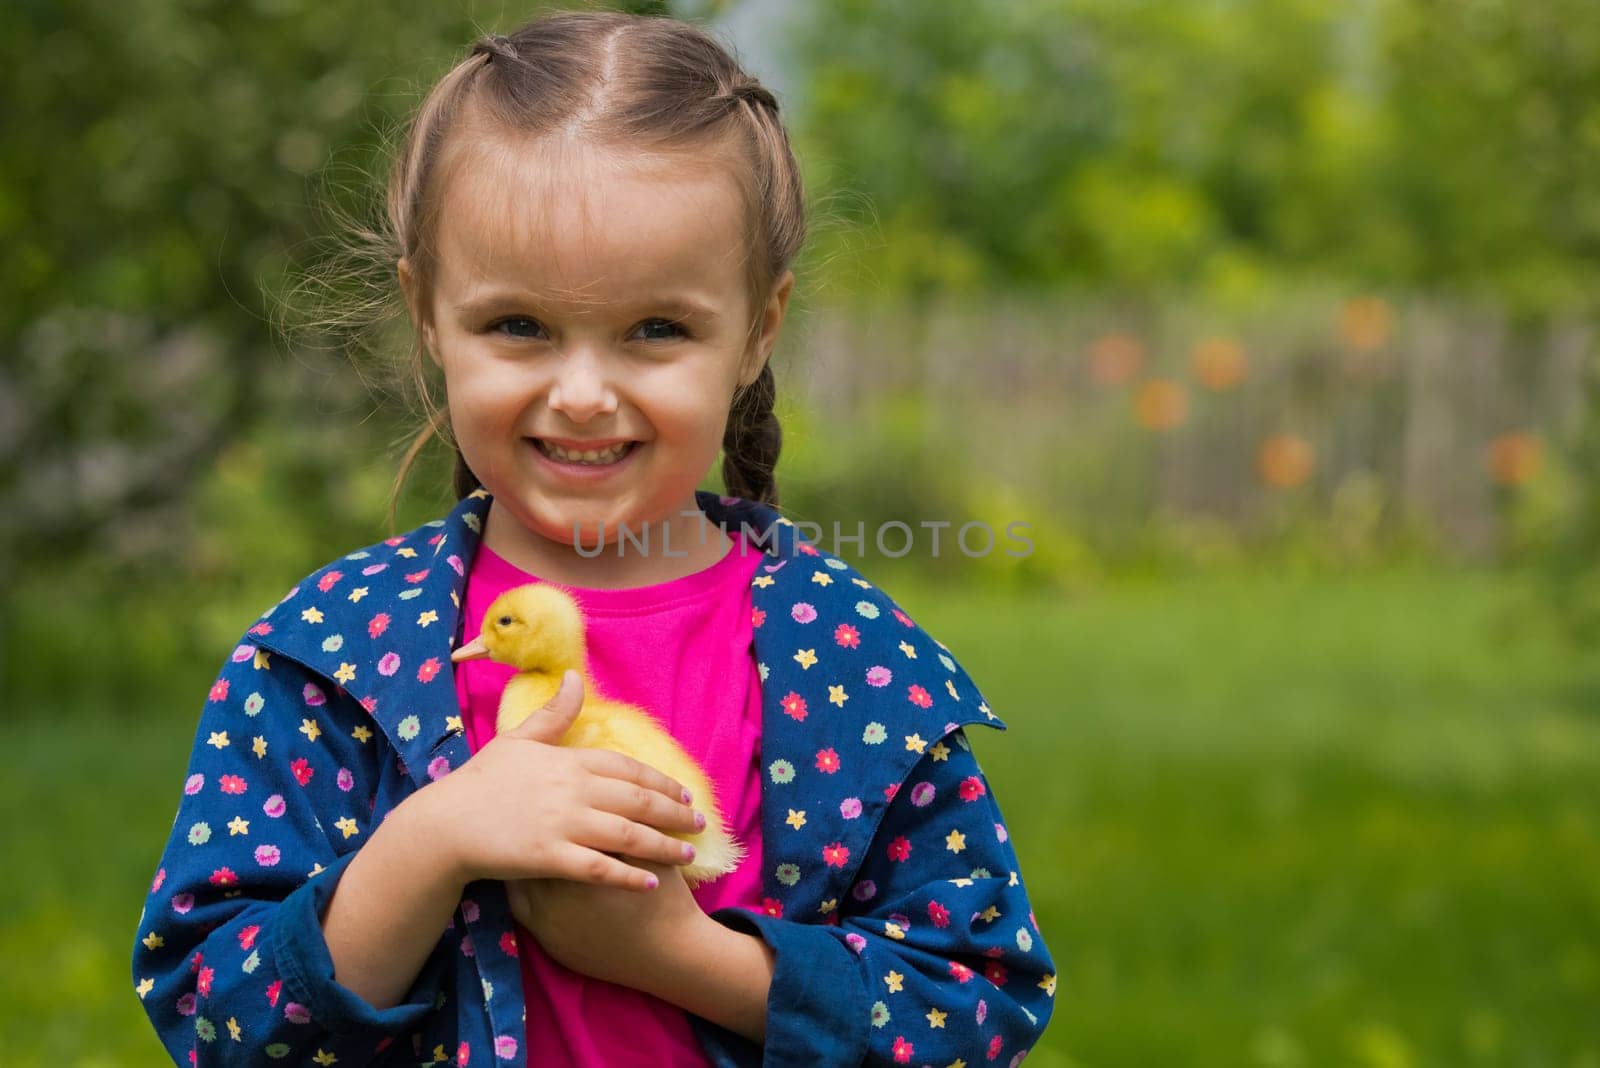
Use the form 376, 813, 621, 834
131, 10, 1056, 1066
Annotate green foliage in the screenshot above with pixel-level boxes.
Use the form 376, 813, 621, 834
795, 0, 1600, 314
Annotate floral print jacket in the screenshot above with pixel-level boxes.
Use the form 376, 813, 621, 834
132, 488, 1057, 1067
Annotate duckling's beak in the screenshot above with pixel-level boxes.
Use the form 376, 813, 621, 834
451, 636, 491, 663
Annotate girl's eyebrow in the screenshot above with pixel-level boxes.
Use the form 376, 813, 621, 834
456, 290, 720, 322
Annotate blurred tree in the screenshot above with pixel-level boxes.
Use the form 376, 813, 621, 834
1379, 0, 1600, 312
2, 0, 468, 578
0, 0, 741, 583
794, 0, 1600, 311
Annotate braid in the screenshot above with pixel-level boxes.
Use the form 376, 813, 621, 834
722, 362, 781, 507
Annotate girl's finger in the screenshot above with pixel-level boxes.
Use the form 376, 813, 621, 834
585, 776, 704, 835
547, 843, 663, 892
578, 808, 698, 867
575, 745, 694, 807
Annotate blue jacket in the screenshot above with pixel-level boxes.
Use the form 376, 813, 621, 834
132, 488, 1056, 1066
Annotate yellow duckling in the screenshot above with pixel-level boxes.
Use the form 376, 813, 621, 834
449, 582, 745, 888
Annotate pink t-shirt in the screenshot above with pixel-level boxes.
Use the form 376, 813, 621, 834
454, 530, 769, 1066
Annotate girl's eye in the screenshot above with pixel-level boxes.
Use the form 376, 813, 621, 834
490, 317, 546, 340
635, 318, 689, 342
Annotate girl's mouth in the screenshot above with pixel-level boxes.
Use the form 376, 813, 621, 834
529, 438, 641, 468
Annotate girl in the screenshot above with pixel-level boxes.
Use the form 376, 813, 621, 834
131, 10, 1056, 1066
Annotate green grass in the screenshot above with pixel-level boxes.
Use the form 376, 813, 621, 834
899, 568, 1600, 1068
6, 568, 1598, 1066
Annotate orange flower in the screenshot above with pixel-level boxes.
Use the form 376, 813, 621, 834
1134, 378, 1188, 431
1190, 337, 1248, 390
1090, 333, 1144, 386
1258, 434, 1316, 488
1485, 433, 1542, 486
1339, 297, 1392, 352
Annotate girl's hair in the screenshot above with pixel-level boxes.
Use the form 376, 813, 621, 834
348, 10, 808, 518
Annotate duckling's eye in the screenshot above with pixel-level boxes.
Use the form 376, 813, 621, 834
497, 615, 513, 627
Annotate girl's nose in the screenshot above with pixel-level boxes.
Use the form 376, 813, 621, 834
546, 344, 618, 422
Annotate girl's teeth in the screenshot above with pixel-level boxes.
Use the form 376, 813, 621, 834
539, 440, 632, 464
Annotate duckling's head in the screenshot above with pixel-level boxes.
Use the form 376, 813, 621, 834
450, 583, 586, 674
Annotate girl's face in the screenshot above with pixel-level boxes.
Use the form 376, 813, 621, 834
402, 133, 791, 572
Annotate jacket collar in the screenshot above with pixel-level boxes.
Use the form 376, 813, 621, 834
246, 489, 819, 788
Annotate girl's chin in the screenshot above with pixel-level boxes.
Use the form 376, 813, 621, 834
506, 500, 648, 542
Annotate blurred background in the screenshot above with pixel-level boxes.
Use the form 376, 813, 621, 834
4, 0, 1599, 1063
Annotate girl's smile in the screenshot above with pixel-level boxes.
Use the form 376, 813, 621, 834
526, 435, 643, 479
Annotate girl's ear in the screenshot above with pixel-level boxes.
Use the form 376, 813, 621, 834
397, 257, 442, 367
742, 269, 795, 387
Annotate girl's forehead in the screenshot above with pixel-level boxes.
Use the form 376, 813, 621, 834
432, 133, 749, 306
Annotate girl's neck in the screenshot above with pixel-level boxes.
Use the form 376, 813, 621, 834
480, 497, 732, 591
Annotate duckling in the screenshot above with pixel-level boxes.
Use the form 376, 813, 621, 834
449, 582, 745, 888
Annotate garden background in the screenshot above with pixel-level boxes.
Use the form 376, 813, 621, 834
3, 0, 1599, 1064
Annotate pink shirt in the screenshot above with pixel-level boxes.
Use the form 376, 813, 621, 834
454, 530, 769, 1066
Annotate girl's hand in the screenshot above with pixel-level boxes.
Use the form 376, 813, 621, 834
418, 670, 703, 891
508, 859, 711, 991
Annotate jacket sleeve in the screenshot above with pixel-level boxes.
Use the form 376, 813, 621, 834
706, 725, 1056, 1067
131, 632, 450, 1066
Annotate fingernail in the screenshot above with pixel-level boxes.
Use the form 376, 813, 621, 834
681, 788, 693, 804
682, 842, 696, 860
694, 811, 706, 830
645, 874, 659, 890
